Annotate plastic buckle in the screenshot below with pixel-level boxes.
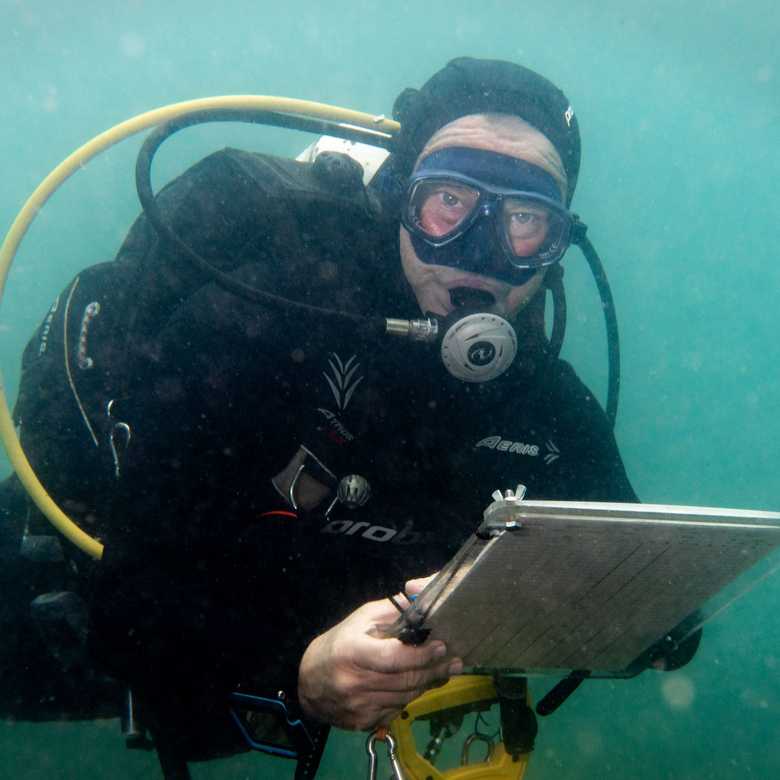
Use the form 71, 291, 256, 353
229, 691, 315, 760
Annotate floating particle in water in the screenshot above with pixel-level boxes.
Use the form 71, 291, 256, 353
575, 727, 603, 756
318, 260, 338, 281
661, 674, 695, 710
755, 65, 773, 84
120, 32, 146, 59
739, 687, 771, 710
41, 85, 58, 113
543, 748, 563, 768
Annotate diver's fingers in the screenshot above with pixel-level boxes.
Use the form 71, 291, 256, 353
298, 596, 461, 730
359, 596, 412, 624
370, 658, 462, 694
404, 572, 438, 596
354, 629, 450, 675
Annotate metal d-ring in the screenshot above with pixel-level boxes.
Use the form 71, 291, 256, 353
287, 463, 306, 511
109, 422, 132, 479
107, 400, 132, 479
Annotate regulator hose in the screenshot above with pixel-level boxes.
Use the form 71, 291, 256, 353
135, 108, 392, 336
573, 225, 621, 426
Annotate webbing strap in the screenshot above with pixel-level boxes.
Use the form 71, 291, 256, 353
294, 724, 331, 780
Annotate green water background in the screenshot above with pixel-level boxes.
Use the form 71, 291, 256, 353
0, 0, 777, 776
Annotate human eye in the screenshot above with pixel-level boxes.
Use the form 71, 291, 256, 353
415, 181, 479, 235
506, 205, 548, 237
439, 189, 461, 207
434, 184, 477, 211
509, 207, 546, 225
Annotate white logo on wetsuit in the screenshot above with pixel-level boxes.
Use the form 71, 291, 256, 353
476, 436, 560, 465
37, 294, 61, 356
322, 353, 363, 411
317, 407, 355, 442
321, 518, 426, 545
318, 353, 363, 442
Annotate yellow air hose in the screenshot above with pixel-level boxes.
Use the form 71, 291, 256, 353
0, 96, 400, 560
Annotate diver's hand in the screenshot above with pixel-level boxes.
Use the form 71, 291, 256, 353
297, 592, 462, 730
405, 574, 437, 596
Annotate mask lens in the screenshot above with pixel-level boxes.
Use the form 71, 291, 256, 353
502, 198, 569, 265
409, 179, 481, 241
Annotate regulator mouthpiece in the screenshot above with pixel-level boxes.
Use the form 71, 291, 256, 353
384, 307, 517, 383
439, 308, 517, 382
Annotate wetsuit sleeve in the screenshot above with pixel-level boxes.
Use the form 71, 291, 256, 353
551, 360, 639, 503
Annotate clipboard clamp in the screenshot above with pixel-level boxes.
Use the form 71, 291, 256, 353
477, 485, 527, 539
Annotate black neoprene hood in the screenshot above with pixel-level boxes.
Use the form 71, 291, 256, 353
393, 57, 581, 205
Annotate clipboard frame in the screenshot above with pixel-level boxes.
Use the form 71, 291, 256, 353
384, 490, 780, 677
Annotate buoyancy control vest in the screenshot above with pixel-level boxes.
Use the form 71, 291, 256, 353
13, 148, 389, 533
4, 148, 390, 724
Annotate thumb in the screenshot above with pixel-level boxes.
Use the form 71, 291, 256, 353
356, 596, 407, 626
405, 573, 438, 596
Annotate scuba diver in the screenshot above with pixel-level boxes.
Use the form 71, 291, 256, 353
0, 57, 697, 778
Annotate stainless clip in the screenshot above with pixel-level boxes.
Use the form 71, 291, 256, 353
366, 730, 405, 780
461, 732, 495, 765
107, 400, 132, 479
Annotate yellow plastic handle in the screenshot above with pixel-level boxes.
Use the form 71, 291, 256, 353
389, 676, 531, 780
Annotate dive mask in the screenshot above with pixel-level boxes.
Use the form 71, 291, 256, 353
401, 147, 574, 285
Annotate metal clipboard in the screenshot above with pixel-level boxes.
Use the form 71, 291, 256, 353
385, 489, 780, 676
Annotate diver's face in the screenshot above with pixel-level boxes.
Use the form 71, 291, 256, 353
400, 116, 555, 319
399, 230, 544, 319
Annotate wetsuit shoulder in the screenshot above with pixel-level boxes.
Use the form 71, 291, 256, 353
540, 358, 638, 502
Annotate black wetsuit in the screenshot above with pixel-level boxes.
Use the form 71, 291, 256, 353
5, 149, 637, 761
